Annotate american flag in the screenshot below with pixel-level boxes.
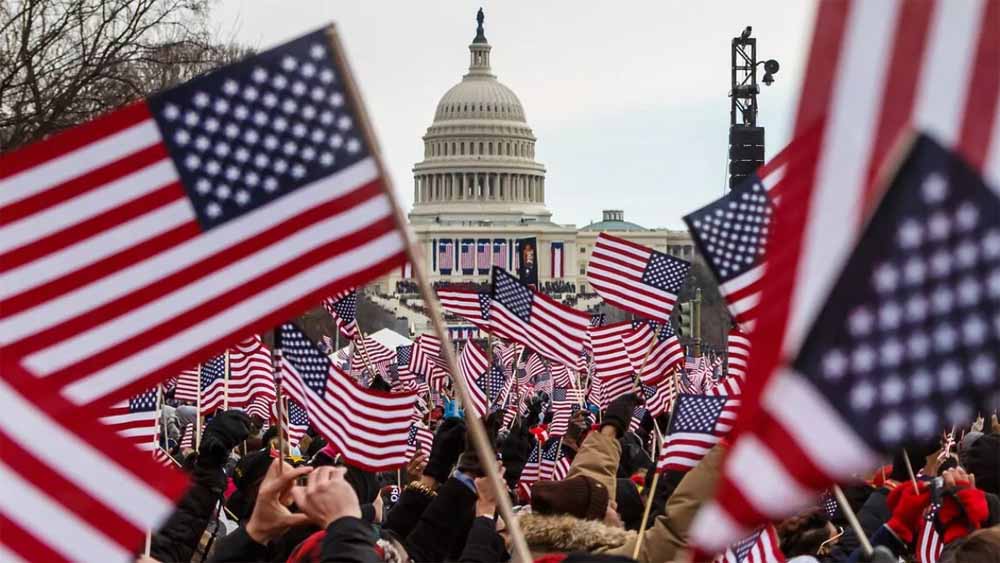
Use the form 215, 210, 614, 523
350, 335, 395, 382
539, 439, 571, 481
394, 344, 426, 395
459, 341, 493, 418
100, 386, 160, 451
820, 491, 839, 520
587, 368, 606, 409
179, 422, 196, 451
437, 288, 490, 330
246, 393, 273, 420
548, 387, 584, 437
550, 363, 573, 388
522, 352, 543, 389
280, 399, 310, 446
477, 240, 491, 272
725, 328, 751, 382
173, 366, 201, 402
516, 443, 542, 497
409, 334, 450, 392
712, 525, 785, 563
658, 394, 739, 473
460, 240, 475, 272
641, 378, 675, 418
628, 320, 684, 385
277, 322, 417, 471
683, 139, 803, 334
438, 240, 454, 271
405, 422, 434, 460
198, 354, 227, 414
692, 0, 1000, 550
228, 335, 277, 408
493, 240, 509, 269
916, 498, 943, 563
323, 289, 359, 340
590, 313, 606, 328
586, 233, 690, 322
0, 28, 406, 409
489, 267, 590, 367
590, 322, 638, 381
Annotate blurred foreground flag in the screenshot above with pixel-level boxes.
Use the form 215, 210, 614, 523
0, 26, 406, 409
693, 136, 1000, 551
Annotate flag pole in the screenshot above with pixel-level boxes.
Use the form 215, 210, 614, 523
902, 450, 920, 494
324, 24, 531, 563
633, 427, 661, 559
354, 329, 381, 384
833, 484, 873, 558
224, 349, 230, 411
146, 384, 163, 557
195, 363, 202, 451
272, 328, 287, 471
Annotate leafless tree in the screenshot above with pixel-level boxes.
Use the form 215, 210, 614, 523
0, 0, 250, 151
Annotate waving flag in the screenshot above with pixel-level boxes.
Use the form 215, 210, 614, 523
460, 240, 475, 274
658, 394, 739, 473
516, 443, 542, 498
713, 525, 785, 563
277, 399, 311, 446
627, 320, 684, 384
323, 289, 359, 340
694, 134, 1000, 549
0, 369, 188, 562
641, 378, 675, 418
405, 423, 434, 460
100, 386, 160, 451
350, 335, 395, 382
489, 267, 589, 367
0, 28, 406, 409
539, 439, 571, 481
228, 335, 277, 408
591, 322, 638, 381
437, 288, 490, 330
277, 323, 417, 471
683, 139, 806, 333
459, 342, 493, 417
409, 334, 450, 392
477, 240, 491, 272
548, 387, 584, 437
917, 499, 944, 563
586, 233, 690, 322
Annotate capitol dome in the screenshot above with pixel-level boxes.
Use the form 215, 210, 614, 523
410, 9, 549, 225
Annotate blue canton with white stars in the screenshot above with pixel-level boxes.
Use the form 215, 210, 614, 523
633, 319, 676, 341
669, 394, 726, 434
478, 292, 492, 322
733, 528, 764, 562
334, 291, 358, 323
492, 267, 533, 323
129, 387, 158, 413
542, 439, 564, 462
476, 363, 507, 404
685, 174, 773, 283
397, 345, 412, 368
640, 251, 690, 293
149, 29, 369, 229
288, 400, 310, 425
279, 323, 332, 396
201, 355, 226, 389
793, 136, 1000, 451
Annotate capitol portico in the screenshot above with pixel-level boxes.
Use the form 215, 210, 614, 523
377, 10, 695, 304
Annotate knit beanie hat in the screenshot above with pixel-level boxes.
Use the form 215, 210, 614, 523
963, 433, 1000, 496
530, 475, 609, 520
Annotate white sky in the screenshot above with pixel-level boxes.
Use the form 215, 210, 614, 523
211, 1, 818, 229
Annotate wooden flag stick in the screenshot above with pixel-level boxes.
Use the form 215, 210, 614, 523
833, 484, 873, 558
223, 349, 230, 411
195, 363, 202, 451
326, 24, 531, 563
902, 450, 920, 494
633, 416, 666, 559
271, 330, 287, 472
354, 329, 381, 383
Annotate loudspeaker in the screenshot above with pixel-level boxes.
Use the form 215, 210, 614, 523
728, 125, 765, 189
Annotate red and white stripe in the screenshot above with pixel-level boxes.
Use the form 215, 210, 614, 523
173, 366, 200, 403
587, 233, 681, 322
489, 275, 590, 367
100, 398, 159, 452
246, 394, 273, 421
227, 336, 276, 408
625, 323, 684, 385
916, 513, 943, 563
658, 397, 740, 473
459, 341, 491, 418
405, 423, 434, 460
281, 362, 417, 472
590, 322, 638, 381
550, 242, 564, 278
460, 241, 475, 271
693, 0, 999, 551
477, 241, 491, 271
0, 99, 405, 410
713, 524, 785, 563
439, 241, 454, 270
350, 336, 395, 381
409, 334, 450, 391
437, 288, 488, 330
493, 241, 508, 269
0, 372, 188, 562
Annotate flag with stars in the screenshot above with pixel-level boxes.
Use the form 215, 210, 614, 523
489, 267, 590, 367
626, 319, 684, 386
548, 387, 584, 437
198, 354, 227, 415
324, 289, 359, 340
460, 341, 505, 418
280, 399, 310, 446
516, 443, 542, 499
277, 322, 417, 471
100, 386, 160, 451
683, 137, 805, 333
587, 232, 690, 322
695, 136, 1000, 547
658, 393, 739, 473
916, 498, 943, 563
539, 438, 572, 481
409, 334, 450, 392
438, 288, 491, 330
0, 27, 407, 411
712, 524, 784, 563
404, 423, 434, 460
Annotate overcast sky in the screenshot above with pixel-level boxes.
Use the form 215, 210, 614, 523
211, 1, 818, 229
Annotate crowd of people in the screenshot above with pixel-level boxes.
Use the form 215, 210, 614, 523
143, 392, 1000, 563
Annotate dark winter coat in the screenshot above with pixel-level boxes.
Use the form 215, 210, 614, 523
208, 516, 378, 563
458, 516, 509, 563
151, 458, 226, 562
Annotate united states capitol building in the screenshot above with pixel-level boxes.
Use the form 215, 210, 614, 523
372, 11, 695, 336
